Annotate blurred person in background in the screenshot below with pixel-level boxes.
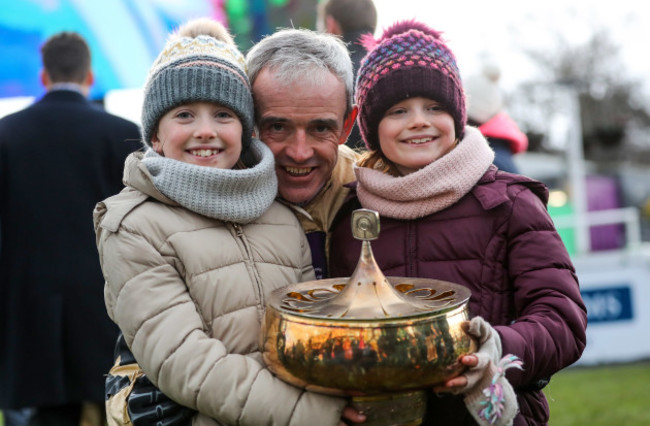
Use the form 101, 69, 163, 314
465, 62, 528, 174
318, 0, 377, 150
0, 31, 142, 426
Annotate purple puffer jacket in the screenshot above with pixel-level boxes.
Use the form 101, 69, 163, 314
329, 166, 587, 425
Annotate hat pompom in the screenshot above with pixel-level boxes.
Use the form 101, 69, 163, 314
359, 32, 379, 51
360, 19, 444, 52
175, 17, 235, 45
379, 19, 443, 41
465, 62, 503, 124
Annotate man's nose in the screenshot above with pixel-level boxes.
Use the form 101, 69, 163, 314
286, 129, 313, 162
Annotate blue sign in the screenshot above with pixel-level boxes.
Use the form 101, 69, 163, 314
582, 286, 633, 324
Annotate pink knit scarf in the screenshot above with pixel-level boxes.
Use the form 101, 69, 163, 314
355, 126, 495, 219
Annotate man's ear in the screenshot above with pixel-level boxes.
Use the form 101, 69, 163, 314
79, 70, 94, 97
40, 70, 51, 88
339, 105, 359, 145
325, 15, 342, 36
84, 70, 95, 87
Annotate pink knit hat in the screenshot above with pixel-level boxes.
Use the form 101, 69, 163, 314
355, 20, 466, 151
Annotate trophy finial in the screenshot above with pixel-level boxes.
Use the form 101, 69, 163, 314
352, 209, 380, 241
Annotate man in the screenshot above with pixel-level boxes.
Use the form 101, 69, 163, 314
246, 27, 359, 279
0, 32, 142, 426
317, 0, 377, 149
107, 27, 365, 425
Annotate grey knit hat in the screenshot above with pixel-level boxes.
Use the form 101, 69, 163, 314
141, 33, 254, 151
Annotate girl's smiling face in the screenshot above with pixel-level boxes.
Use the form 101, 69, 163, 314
378, 97, 456, 175
152, 101, 242, 169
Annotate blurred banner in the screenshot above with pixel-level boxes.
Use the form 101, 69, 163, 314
0, 0, 317, 100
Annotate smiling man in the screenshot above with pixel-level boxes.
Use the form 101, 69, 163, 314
246, 28, 359, 279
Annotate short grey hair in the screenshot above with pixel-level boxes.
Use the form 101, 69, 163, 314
246, 28, 354, 117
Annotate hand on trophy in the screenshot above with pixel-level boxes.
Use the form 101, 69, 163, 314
339, 406, 367, 425
432, 317, 523, 426
431, 353, 480, 392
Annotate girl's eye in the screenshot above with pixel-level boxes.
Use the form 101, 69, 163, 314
216, 111, 233, 119
176, 111, 192, 119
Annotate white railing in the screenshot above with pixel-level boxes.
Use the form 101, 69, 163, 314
551, 207, 642, 253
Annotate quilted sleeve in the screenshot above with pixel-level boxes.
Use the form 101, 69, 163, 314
496, 186, 587, 388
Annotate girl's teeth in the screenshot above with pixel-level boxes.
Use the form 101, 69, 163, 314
191, 149, 217, 157
410, 138, 432, 144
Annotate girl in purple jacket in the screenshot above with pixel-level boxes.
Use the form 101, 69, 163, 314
329, 20, 587, 426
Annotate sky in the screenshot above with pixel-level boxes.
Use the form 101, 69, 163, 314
373, 0, 649, 96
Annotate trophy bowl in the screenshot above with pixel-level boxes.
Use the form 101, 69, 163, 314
261, 210, 477, 425
262, 277, 474, 395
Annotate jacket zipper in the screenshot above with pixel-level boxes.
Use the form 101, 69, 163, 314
231, 223, 265, 308
407, 220, 417, 277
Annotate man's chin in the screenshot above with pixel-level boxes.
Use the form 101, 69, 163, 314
279, 193, 312, 206
279, 186, 322, 206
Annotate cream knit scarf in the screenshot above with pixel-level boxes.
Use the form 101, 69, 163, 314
355, 126, 495, 219
142, 138, 278, 224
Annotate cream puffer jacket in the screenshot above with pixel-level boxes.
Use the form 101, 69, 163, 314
94, 153, 346, 425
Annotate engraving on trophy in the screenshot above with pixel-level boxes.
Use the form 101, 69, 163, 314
352, 209, 380, 240
280, 281, 459, 314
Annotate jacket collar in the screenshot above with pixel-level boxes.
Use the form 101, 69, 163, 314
472, 165, 549, 210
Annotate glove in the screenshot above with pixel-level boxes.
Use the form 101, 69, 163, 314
456, 316, 523, 426
128, 374, 196, 426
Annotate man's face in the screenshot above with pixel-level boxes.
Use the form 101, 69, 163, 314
252, 68, 355, 205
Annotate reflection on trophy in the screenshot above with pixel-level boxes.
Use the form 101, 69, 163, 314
261, 209, 477, 425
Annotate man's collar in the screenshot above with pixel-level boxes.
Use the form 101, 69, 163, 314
49, 83, 86, 97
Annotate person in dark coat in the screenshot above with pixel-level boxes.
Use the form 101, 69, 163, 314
318, 0, 377, 150
329, 20, 587, 425
0, 31, 142, 426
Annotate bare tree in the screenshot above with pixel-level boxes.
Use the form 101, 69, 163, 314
509, 26, 650, 163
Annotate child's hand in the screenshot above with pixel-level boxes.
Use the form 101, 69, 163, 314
432, 354, 479, 394
431, 317, 523, 425
339, 405, 366, 425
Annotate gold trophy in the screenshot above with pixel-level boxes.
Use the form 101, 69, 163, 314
261, 209, 477, 425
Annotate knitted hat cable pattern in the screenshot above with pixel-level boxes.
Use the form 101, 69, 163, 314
141, 33, 254, 152
355, 19, 466, 151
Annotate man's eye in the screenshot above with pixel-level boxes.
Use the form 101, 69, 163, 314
270, 123, 285, 132
313, 125, 330, 133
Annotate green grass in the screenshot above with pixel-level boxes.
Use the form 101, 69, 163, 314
0, 362, 648, 425
546, 361, 650, 425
